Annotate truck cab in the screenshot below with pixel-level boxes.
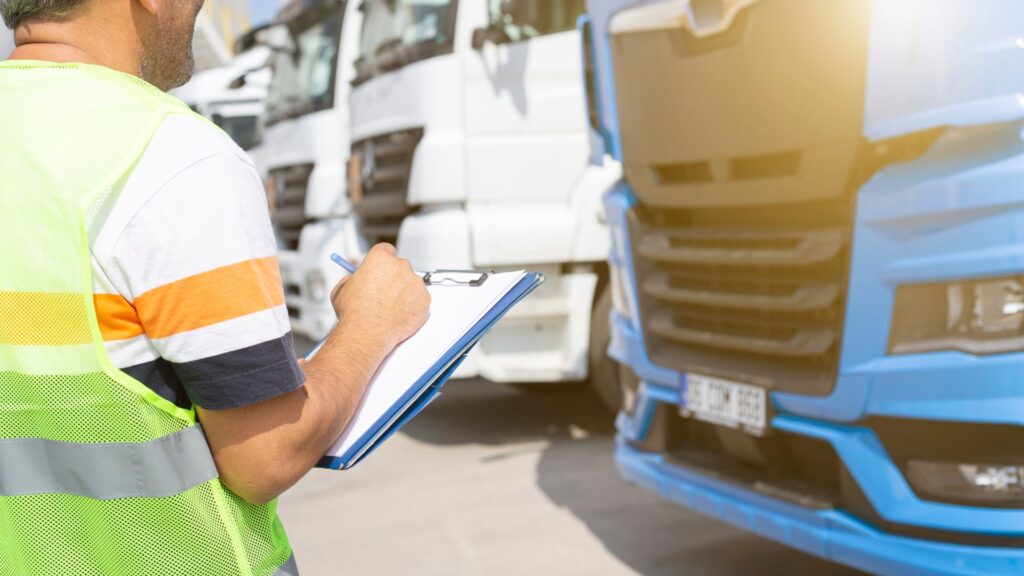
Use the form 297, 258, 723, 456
594, 0, 1024, 573
251, 0, 363, 339
345, 0, 623, 400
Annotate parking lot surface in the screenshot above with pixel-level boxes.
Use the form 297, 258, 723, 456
278, 371, 865, 575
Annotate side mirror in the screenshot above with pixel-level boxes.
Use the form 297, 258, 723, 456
262, 25, 296, 55
471, 27, 491, 50
472, 23, 513, 50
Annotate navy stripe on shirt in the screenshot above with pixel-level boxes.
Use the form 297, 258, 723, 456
121, 332, 306, 410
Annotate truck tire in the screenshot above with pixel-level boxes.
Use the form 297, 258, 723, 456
588, 286, 624, 413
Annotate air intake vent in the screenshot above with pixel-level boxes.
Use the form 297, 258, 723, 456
730, 150, 801, 181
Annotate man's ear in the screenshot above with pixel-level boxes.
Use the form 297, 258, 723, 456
135, 0, 159, 17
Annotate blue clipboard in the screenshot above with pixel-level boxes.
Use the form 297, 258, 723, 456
316, 271, 544, 470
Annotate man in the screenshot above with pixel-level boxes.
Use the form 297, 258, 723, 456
0, 1, 429, 574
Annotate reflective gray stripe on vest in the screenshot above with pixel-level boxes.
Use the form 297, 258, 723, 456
0, 424, 218, 499
273, 554, 300, 576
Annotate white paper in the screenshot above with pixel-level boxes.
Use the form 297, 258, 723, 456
323, 270, 528, 461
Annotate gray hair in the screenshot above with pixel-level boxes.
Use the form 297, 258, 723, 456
1, 0, 86, 29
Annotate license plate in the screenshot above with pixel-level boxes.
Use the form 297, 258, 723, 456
680, 373, 768, 435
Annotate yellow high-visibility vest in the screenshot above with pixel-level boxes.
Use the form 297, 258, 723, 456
0, 60, 295, 576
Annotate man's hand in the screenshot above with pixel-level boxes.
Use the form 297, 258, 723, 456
332, 243, 430, 350
198, 244, 430, 505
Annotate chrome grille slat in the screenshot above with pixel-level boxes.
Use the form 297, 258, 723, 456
269, 163, 314, 251
353, 191, 410, 219
649, 315, 836, 357
643, 272, 841, 311
638, 228, 844, 266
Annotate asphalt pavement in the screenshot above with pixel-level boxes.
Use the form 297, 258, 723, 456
278, 351, 865, 575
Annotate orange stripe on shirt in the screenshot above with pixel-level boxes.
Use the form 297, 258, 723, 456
133, 256, 285, 340
93, 293, 145, 341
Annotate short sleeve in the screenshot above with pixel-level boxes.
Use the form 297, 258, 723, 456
102, 143, 306, 410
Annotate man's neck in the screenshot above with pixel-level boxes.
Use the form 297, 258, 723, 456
9, 22, 141, 77
9, 41, 99, 65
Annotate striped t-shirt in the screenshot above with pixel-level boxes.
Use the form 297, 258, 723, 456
90, 113, 305, 410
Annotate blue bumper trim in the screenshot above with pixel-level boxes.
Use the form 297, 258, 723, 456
617, 441, 1024, 576
622, 384, 1024, 536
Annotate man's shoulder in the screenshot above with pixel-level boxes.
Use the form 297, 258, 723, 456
90, 113, 264, 259
118, 112, 261, 218
122, 112, 258, 198
146, 113, 255, 174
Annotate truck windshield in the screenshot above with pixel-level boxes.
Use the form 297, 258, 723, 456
352, 0, 458, 86
265, 5, 344, 126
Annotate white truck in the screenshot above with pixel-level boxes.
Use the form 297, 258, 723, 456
345, 0, 624, 406
172, 33, 273, 151
259, 0, 624, 409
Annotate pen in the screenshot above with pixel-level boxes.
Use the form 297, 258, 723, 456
306, 253, 356, 362
330, 252, 357, 274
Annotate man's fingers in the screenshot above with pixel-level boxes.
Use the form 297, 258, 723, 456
371, 243, 397, 256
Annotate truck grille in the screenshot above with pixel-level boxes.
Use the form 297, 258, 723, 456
629, 196, 854, 396
269, 164, 313, 251
350, 128, 424, 246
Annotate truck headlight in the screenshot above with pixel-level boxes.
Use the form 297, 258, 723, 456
907, 460, 1024, 506
889, 276, 1024, 355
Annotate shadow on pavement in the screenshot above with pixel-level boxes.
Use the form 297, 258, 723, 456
400, 379, 863, 576
534, 435, 866, 576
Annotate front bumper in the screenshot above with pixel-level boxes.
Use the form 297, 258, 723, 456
613, 313, 1024, 532
616, 439, 1024, 576
612, 300, 1024, 575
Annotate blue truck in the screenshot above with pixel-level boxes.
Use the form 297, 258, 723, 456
582, 0, 1024, 574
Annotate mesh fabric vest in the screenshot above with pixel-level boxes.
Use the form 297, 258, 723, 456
0, 61, 295, 576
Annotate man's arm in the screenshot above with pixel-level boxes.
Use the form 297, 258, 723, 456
94, 128, 426, 504
197, 244, 430, 505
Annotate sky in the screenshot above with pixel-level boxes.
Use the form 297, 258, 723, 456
250, 0, 283, 26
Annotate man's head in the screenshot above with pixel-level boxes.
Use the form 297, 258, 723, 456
1, 0, 205, 91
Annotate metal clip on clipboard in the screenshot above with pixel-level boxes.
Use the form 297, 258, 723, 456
422, 269, 491, 287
